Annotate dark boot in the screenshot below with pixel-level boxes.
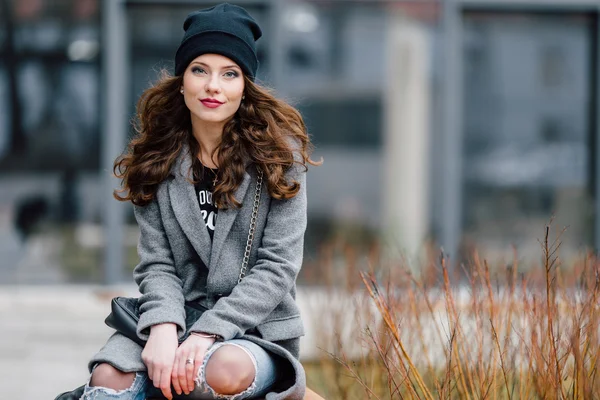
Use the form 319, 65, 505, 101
54, 385, 85, 400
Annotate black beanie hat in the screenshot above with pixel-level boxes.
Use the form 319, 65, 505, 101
175, 3, 262, 80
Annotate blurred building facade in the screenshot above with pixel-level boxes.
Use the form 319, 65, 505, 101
0, 0, 598, 284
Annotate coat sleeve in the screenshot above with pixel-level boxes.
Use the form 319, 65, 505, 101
189, 163, 307, 341
133, 196, 186, 341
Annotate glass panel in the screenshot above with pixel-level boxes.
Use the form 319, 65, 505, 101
298, 97, 382, 148
2, 0, 100, 170
282, 3, 390, 285
0, 0, 101, 284
0, 69, 9, 158
462, 12, 594, 262
281, 2, 332, 90
282, 3, 387, 94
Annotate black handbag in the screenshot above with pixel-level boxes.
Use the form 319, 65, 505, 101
105, 297, 209, 346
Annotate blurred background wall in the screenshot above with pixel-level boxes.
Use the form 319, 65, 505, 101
1, 0, 598, 285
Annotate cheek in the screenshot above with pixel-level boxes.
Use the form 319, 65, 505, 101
183, 95, 192, 112
182, 82, 204, 109
183, 80, 202, 94
182, 71, 207, 92
233, 81, 245, 100
227, 89, 244, 104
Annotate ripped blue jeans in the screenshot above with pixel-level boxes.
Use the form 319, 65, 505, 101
81, 339, 281, 400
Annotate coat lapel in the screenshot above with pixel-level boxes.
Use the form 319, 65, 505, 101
210, 169, 252, 269
168, 146, 212, 268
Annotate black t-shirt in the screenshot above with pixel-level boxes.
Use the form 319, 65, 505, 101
194, 165, 218, 240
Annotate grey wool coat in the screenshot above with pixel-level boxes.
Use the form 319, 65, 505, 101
89, 145, 308, 400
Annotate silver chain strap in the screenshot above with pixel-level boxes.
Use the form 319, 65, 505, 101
238, 168, 264, 284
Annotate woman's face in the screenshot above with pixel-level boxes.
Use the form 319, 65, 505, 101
181, 53, 245, 127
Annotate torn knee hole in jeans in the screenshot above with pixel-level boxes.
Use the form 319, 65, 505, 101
81, 386, 133, 398
195, 342, 259, 400
81, 370, 144, 399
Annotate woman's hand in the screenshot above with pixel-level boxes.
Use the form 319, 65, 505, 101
141, 323, 179, 400
171, 334, 216, 396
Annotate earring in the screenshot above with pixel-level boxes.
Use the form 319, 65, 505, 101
242, 95, 245, 100
180, 89, 184, 94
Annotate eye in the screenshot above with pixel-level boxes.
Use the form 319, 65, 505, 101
191, 66, 205, 74
224, 70, 239, 78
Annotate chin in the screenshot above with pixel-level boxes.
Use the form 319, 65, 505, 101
195, 113, 230, 124
199, 116, 223, 122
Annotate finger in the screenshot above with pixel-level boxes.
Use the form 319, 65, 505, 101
143, 355, 153, 379
160, 367, 173, 400
171, 356, 182, 396
176, 352, 190, 395
191, 348, 207, 391
185, 354, 196, 393
152, 367, 161, 388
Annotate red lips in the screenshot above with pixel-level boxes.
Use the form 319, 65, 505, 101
200, 98, 223, 108
200, 98, 223, 104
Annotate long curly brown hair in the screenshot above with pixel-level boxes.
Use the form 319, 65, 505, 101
113, 69, 319, 208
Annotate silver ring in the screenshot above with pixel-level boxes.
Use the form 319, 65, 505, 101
185, 358, 194, 365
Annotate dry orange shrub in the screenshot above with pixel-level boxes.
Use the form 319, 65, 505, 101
305, 225, 600, 400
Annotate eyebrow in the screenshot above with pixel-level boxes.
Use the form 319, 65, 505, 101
191, 61, 241, 70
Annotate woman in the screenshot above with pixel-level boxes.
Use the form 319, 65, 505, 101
72, 3, 319, 400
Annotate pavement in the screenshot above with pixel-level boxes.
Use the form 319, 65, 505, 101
1, 285, 135, 399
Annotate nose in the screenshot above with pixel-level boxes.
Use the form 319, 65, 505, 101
205, 73, 222, 94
